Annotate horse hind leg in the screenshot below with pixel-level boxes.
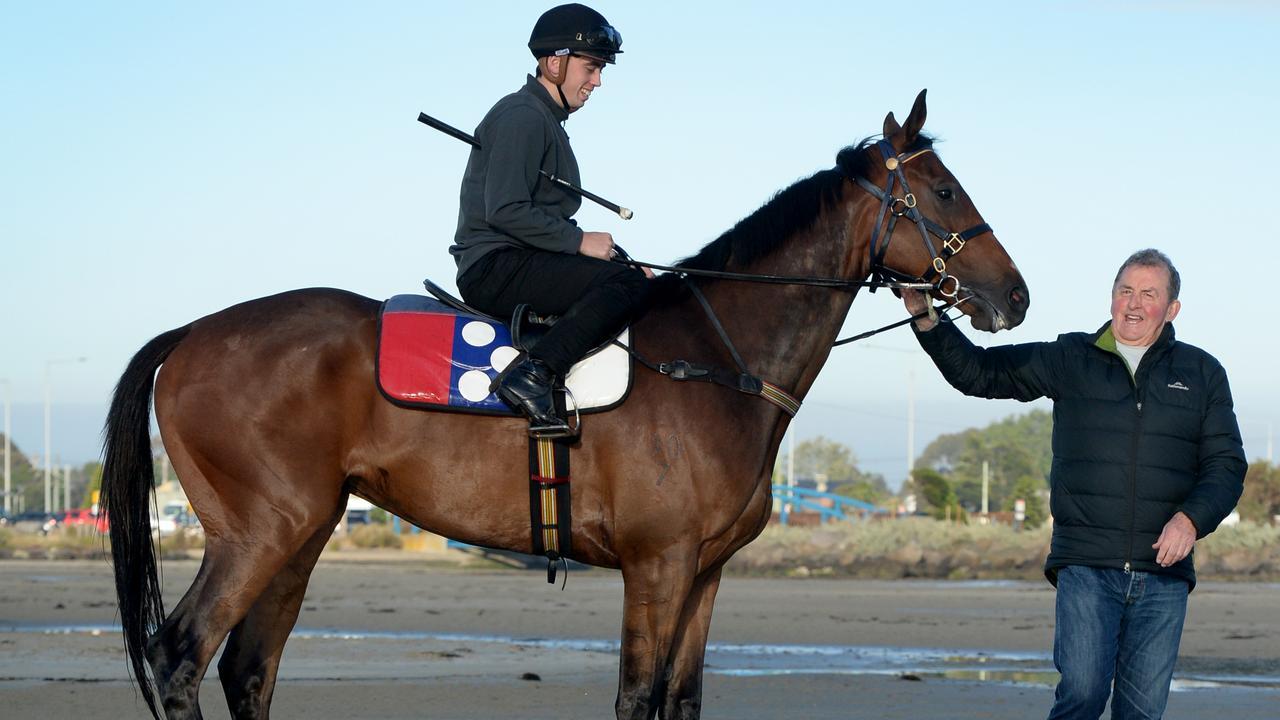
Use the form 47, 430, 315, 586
144, 538, 294, 719
217, 510, 340, 720
144, 475, 343, 719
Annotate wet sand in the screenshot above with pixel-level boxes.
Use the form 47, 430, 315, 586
1, 555, 1277, 718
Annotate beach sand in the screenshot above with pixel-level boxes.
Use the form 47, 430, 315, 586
1, 554, 1276, 718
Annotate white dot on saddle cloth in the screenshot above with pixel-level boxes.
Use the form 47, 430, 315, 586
490, 345, 519, 372
461, 321, 496, 347
457, 369, 493, 402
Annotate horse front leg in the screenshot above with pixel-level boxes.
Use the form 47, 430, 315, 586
615, 550, 697, 720
658, 566, 724, 720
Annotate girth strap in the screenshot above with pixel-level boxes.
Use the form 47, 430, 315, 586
528, 389, 572, 585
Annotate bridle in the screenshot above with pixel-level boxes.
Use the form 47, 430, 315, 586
853, 139, 993, 299
614, 137, 996, 416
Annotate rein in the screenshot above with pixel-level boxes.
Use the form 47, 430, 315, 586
611, 140, 987, 416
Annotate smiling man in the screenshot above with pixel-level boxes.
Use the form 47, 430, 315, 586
903, 249, 1246, 719
450, 4, 649, 436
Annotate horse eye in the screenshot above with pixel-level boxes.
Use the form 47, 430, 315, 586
936, 188, 954, 201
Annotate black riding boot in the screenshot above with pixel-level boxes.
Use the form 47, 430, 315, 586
497, 357, 572, 437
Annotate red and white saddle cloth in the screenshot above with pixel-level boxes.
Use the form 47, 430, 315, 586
376, 295, 631, 415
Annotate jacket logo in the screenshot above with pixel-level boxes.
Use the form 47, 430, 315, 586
1167, 380, 1190, 391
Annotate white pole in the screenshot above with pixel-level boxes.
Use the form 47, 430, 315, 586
981, 460, 989, 516
906, 364, 915, 489
1264, 420, 1274, 466
44, 364, 51, 513
786, 428, 795, 516
2, 379, 10, 516
63, 464, 71, 512
43, 357, 86, 513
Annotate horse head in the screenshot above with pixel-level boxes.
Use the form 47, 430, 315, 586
847, 89, 1029, 332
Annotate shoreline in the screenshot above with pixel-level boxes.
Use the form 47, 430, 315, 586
2, 558, 1277, 718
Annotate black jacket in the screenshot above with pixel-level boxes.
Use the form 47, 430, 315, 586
451, 75, 583, 281
914, 319, 1246, 589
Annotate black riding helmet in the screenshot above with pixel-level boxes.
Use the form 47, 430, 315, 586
528, 3, 622, 65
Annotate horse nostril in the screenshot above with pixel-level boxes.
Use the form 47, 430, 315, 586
1009, 286, 1029, 311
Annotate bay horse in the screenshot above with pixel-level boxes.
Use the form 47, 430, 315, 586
101, 90, 1028, 720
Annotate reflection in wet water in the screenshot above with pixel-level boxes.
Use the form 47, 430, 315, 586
4, 623, 1277, 691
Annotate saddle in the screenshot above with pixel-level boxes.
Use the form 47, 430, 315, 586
376, 281, 632, 416
377, 281, 634, 582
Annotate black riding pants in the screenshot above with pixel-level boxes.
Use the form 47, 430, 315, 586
457, 247, 649, 376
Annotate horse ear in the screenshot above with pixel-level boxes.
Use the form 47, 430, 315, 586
903, 89, 928, 143
883, 111, 901, 138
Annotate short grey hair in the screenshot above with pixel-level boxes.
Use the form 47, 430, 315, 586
1114, 248, 1180, 300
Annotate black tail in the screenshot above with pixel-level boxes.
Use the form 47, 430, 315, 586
100, 325, 191, 720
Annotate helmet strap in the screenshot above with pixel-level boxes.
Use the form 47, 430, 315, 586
537, 54, 573, 112
538, 54, 569, 86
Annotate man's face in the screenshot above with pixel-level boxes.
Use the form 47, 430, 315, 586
561, 54, 604, 111
1110, 264, 1181, 347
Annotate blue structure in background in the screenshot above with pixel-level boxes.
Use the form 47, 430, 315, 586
771, 484, 890, 525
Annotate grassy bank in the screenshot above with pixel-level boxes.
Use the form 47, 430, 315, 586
5, 519, 1277, 581
725, 518, 1280, 581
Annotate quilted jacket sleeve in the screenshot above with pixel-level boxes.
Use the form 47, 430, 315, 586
1177, 357, 1247, 538
912, 318, 1065, 402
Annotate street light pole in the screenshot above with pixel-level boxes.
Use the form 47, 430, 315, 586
1, 379, 10, 516
44, 357, 86, 513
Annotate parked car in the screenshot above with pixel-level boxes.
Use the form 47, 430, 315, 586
62, 509, 109, 532
151, 501, 200, 537
11, 511, 59, 535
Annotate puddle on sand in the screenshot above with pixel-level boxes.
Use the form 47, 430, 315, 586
5, 624, 1277, 692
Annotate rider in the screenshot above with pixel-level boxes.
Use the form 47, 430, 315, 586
450, 4, 650, 437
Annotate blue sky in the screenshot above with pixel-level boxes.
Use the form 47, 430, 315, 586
2, 1, 1277, 485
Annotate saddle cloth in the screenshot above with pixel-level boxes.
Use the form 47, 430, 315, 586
377, 294, 631, 414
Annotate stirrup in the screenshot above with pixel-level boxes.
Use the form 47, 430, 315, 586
528, 418, 576, 439
528, 386, 582, 439
525, 383, 581, 439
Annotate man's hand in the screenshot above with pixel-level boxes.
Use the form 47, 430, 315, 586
1152, 511, 1197, 567
579, 231, 614, 260
580, 231, 655, 277
902, 289, 938, 331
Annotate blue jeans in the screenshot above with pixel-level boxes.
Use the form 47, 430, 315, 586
1047, 565, 1189, 720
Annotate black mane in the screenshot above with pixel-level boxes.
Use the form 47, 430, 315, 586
648, 134, 936, 299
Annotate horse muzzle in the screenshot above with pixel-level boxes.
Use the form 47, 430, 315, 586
956, 281, 1029, 332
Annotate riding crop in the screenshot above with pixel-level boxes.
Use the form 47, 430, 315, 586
417, 112, 634, 220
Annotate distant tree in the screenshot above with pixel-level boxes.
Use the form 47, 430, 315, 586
1, 435, 42, 513
833, 476, 891, 506
775, 436, 884, 489
81, 461, 104, 509
784, 436, 859, 483
1004, 475, 1048, 529
1237, 461, 1280, 525
916, 410, 1052, 513
914, 467, 964, 522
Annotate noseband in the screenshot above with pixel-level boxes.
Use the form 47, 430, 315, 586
852, 139, 993, 298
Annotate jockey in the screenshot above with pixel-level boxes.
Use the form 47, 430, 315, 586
449, 3, 650, 437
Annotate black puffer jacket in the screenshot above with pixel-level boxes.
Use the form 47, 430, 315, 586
914, 319, 1246, 589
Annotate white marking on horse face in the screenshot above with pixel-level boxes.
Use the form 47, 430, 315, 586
461, 321, 496, 347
